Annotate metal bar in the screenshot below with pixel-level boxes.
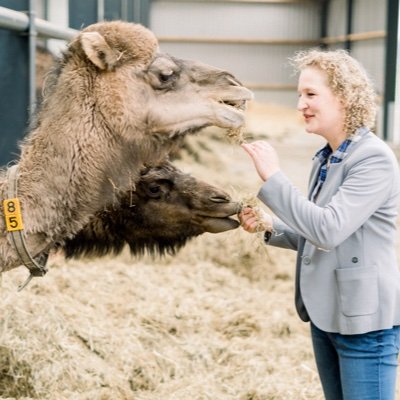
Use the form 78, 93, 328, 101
140, 0, 150, 26
157, 35, 319, 45
0, 6, 77, 40
0, 5, 29, 30
97, 0, 105, 22
121, 0, 128, 21
345, 0, 353, 51
133, 0, 141, 23
35, 17, 77, 39
319, 0, 329, 49
383, 0, 399, 141
28, 0, 37, 117
44, 0, 49, 21
393, 4, 400, 144
244, 83, 297, 90
321, 30, 386, 45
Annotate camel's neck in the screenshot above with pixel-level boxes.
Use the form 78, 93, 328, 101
0, 59, 183, 272
22, 124, 142, 228
0, 120, 144, 272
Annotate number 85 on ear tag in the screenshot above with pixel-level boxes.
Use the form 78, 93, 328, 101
3, 198, 24, 231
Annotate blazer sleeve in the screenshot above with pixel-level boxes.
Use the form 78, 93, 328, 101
258, 146, 399, 251
268, 217, 299, 251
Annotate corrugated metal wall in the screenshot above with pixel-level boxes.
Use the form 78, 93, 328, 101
327, 0, 386, 95
151, 0, 321, 106
326, 0, 346, 37
0, 0, 396, 153
152, 1, 319, 38
326, 0, 387, 136
150, 0, 391, 136
351, 0, 386, 100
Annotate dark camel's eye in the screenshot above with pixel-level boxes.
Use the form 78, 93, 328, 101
149, 185, 161, 194
143, 179, 172, 199
145, 183, 164, 199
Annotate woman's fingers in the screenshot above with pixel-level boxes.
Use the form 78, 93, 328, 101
241, 140, 280, 181
239, 212, 261, 233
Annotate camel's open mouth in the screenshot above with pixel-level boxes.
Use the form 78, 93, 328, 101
221, 99, 247, 111
226, 216, 240, 226
202, 216, 240, 233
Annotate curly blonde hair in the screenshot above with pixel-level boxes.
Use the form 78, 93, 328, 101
290, 49, 377, 136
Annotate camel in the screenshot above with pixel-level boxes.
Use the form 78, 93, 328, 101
0, 21, 252, 276
63, 160, 240, 259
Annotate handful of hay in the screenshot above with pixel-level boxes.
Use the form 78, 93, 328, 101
240, 195, 270, 233
226, 127, 247, 144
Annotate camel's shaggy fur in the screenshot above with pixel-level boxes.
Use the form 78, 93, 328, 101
0, 21, 252, 272
63, 160, 240, 259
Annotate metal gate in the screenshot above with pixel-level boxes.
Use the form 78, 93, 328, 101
0, 0, 149, 166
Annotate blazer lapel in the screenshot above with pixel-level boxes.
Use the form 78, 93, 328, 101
308, 158, 321, 199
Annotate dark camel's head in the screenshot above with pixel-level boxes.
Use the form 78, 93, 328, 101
63, 161, 240, 259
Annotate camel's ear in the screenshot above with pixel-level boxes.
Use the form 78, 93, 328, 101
80, 32, 118, 70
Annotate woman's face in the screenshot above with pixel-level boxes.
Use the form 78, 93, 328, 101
297, 66, 345, 142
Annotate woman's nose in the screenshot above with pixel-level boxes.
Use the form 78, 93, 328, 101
297, 96, 307, 112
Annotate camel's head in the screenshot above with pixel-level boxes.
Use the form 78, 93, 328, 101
63, 161, 240, 259
131, 161, 241, 236
64, 21, 252, 145
143, 54, 253, 137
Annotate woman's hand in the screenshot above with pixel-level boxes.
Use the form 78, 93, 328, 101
241, 140, 280, 181
238, 207, 273, 234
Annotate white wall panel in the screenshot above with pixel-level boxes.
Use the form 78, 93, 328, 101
351, 39, 386, 95
326, 0, 346, 37
251, 89, 297, 107
150, 0, 389, 115
353, 0, 386, 32
152, 0, 321, 105
158, 42, 303, 85
151, 1, 320, 39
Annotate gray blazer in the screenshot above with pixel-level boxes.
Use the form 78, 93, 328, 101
258, 131, 400, 334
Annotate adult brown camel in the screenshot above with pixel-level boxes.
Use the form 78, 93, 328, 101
0, 21, 252, 278
63, 160, 240, 259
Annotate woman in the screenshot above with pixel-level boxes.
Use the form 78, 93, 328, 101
239, 49, 400, 400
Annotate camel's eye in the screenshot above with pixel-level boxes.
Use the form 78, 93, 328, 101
159, 72, 173, 83
150, 186, 160, 193
147, 55, 180, 89
148, 184, 161, 196
144, 179, 172, 199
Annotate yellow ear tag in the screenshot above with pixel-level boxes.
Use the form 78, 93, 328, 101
3, 198, 24, 231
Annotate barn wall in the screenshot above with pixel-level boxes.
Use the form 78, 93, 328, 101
326, 0, 387, 137
150, 0, 322, 107
353, 0, 387, 106
0, 0, 396, 158
325, 0, 346, 37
